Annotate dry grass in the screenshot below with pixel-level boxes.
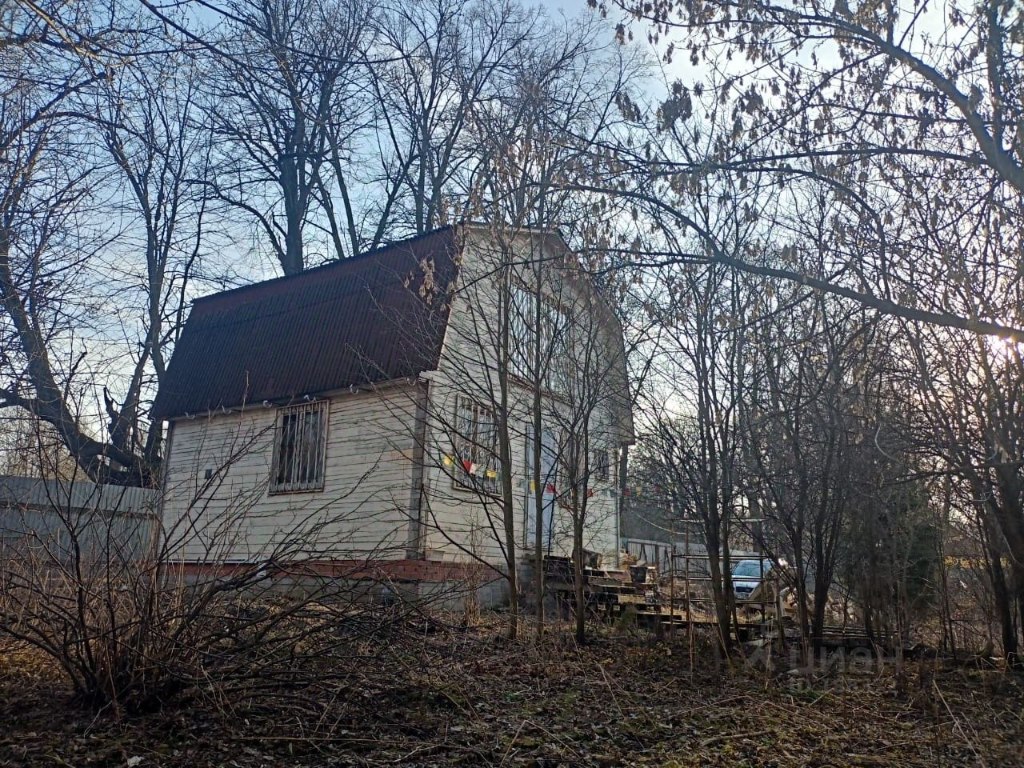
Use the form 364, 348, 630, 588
1, 618, 1022, 767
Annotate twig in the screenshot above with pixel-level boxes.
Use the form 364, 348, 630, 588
700, 728, 776, 748
932, 680, 987, 768
498, 719, 529, 766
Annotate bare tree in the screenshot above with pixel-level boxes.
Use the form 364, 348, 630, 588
1, 1, 215, 482
463, 13, 643, 633
95, 42, 209, 470
201, 0, 372, 273
639, 261, 757, 653
742, 288, 879, 655
354, 0, 538, 246
590, 0, 1024, 341
910, 323, 1024, 664
541, 267, 631, 643
0, 0, 145, 480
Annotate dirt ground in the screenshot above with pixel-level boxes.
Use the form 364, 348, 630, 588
1, 620, 1022, 767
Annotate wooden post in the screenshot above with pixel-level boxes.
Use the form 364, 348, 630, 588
685, 523, 694, 674
669, 515, 676, 641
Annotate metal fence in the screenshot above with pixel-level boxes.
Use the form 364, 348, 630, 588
0, 475, 160, 562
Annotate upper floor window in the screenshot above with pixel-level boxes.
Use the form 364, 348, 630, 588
510, 285, 533, 380
270, 401, 328, 494
453, 396, 499, 495
509, 284, 570, 393
593, 448, 610, 482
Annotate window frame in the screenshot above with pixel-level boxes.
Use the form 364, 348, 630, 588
451, 396, 500, 496
593, 448, 610, 482
541, 301, 571, 394
268, 400, 329, 494
508, 282, 571, 394
557, 436, 609, 510
509, 284, 535, 381
556, 432, 578, 510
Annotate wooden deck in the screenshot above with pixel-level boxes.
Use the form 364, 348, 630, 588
543, 556, 890, 649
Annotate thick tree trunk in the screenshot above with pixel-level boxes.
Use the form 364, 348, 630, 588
573, 518, 586, 645
707, 547, 732, 654
1, 237, 150, 483
987, 545, 1017, 663
811, 574, 830, 651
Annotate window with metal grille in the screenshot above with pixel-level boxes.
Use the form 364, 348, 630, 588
269, 401, 328, 493
452, 397, 499, 494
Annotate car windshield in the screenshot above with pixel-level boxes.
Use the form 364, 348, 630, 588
732, 560, 769, 578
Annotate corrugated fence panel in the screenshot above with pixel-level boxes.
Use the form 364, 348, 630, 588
0, 476, 160, 563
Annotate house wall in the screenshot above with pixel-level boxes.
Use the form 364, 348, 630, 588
414, 229, 627, 568
417, 380, 622, 565
161, 385, 420, 563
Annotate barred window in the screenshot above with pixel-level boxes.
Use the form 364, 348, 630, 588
453, 397, 499, 494
270, 401, 328, 494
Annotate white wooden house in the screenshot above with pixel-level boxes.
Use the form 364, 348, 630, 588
153, 225, 634, 597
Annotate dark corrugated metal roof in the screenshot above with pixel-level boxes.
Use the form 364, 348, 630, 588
152, 227, 459, 420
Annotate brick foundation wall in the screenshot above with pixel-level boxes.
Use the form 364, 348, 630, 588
175, 558, 502, 585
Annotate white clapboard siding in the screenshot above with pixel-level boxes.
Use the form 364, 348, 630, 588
416, 230, 623, 568
162, 386, 418, 563
420, 367, 621, 567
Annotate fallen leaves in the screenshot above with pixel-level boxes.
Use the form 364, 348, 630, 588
1, 625, 1022, 767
